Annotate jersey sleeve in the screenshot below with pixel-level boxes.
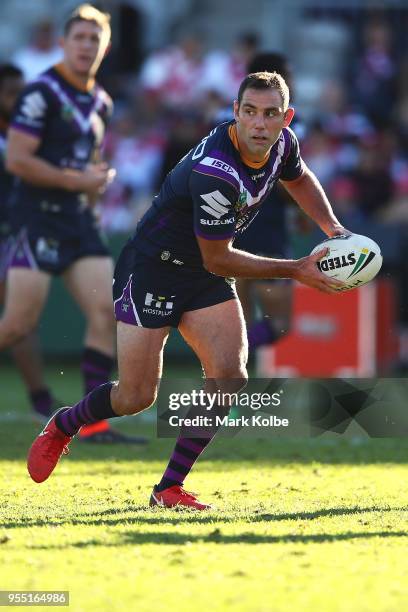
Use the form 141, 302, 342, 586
10, 82, 52, 139
279, 128, 305, 181
190, 169, 238, 241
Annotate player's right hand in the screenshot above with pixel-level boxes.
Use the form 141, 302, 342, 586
78, 162, 116, 195
293, 248, 345, 293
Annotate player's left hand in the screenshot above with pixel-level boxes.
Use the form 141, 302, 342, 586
329, 225, 352, 238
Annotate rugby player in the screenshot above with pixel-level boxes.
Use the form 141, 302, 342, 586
235, 52, 303, 350
28, 70, 348, 508
2, 5, 144, 443
0, 63, 59, 420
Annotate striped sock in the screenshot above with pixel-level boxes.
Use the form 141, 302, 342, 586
30, 388, 53, 417
157, 402, 230, 491
156, 436, 215, 492
80, 348, 114, 436
55, 383, 117, 437
81, 348, 114, 394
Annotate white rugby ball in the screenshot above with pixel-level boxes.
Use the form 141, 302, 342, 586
310, 233, 382, 291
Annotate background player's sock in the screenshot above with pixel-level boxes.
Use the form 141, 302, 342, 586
29, 387, 53, 418
248, 320, 278, 350
81, 347, 114, 394
156, 436, 215, 491
55, 383, 117, 436
80, 348, 114, 436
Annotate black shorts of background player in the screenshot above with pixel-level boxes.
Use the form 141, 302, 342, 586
235, 52, 306, 351
2, 5, 145, 444
28, 71, 349, 508
0, 63, 60, 420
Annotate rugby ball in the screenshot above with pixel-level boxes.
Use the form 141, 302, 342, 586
310, 233, 382, 291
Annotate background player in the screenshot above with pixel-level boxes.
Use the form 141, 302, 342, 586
2, 5, 145, 443
28, 71, 348, 507
0, 62, 59, 420
235, 52, 303, 351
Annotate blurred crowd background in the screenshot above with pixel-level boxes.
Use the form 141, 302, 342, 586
1, 0, 408, 369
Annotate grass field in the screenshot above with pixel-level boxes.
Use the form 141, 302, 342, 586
1, 362, 408, 612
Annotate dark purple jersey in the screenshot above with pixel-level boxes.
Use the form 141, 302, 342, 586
131, 120, 304, 268
10, 64, 112, 214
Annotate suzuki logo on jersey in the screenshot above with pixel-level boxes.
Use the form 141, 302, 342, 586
200, 217, 235, 226
20, 91, 47, 120
200, 190, 232, 219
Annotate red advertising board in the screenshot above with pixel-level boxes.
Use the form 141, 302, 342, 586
257, 279, 398, 377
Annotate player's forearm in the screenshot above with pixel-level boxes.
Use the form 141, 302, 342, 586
6, 154, 80, 191
204, 246, 297, 280
282, 169, 344, 237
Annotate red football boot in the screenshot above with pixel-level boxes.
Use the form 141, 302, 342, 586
27, 409, 72, 483
149, 485, 212, 510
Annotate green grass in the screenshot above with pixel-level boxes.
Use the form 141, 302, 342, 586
1, 362, 408, 611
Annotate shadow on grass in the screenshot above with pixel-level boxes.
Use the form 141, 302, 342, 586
2, 420, 408, 464
26, 530, 408, 549
2, 505, 406, 530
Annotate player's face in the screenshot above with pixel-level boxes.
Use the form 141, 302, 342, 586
234, 88, 294, 162
0, 76, 24, 121
62, 21, 108, 77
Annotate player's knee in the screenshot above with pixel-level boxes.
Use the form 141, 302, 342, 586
88, 301, 115, 334
0, 316, 35, 346
217, 364, 248, 392
116, 387, 157, 415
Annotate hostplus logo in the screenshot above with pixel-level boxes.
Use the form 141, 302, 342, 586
143, 293, 175, 316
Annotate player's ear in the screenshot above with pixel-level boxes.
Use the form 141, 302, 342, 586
233, 99, 239, 121
283, 107, 295, 127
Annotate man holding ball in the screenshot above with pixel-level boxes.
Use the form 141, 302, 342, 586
28, 71, 350, 509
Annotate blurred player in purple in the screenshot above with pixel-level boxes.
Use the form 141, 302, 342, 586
235, 52, 304, 351
2, 5, 145, 443
0, 63, 60, 420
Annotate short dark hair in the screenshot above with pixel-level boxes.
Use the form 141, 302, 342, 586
237, 71, 290, 110
64, 3, 111, 46
0, 64, 23, 89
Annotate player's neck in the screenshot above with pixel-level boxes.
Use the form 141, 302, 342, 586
55, 62, 95, 92
229, 124, 270, 169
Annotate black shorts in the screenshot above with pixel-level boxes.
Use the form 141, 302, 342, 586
8, 207, 110, 275
113, 243, 237, 328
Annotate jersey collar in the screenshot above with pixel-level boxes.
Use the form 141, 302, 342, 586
228, 123, 271, 169
54, 62, 95, 93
